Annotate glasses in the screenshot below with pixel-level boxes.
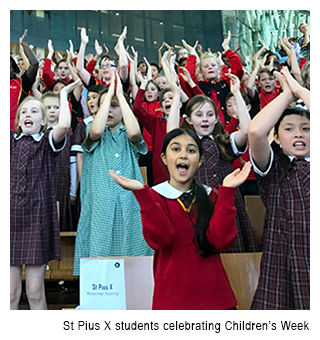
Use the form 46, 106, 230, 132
100, 63, 116, 69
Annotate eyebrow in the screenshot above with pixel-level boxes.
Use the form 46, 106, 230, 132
170, 142, 198, 148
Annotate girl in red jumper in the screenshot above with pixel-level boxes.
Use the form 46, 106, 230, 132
110, 128, 251, 310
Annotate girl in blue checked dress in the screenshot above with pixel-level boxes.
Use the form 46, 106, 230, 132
248, 67, 310, 309
73, 73, 153, 276
10, 80, 81, 310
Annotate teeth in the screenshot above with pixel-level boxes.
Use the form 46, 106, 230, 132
294, 142, 304, 146
177, 163, 188, 169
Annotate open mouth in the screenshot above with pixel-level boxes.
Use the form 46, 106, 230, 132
177, 163, 189, 175
24, 119, 33, 127
293, 141, 306, 148
164, 104, 171, 111
201, 124, 210, 129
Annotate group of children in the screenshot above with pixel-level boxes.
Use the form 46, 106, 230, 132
10, 23, 310, 310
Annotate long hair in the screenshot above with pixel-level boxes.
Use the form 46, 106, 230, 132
161, 128, 216, 257
183, 95, 236, 161
273, 107, 310, 181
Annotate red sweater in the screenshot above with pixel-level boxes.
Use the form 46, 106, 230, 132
42, 59, 71, 90
134, 184, 238, 310
142, 100, 162, 151
133, 89, 170, 184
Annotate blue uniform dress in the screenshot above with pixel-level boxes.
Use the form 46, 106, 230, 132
73, 123, 153, 276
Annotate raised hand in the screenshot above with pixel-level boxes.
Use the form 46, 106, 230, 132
81, 27, 89, 44
222, 162, 252, 188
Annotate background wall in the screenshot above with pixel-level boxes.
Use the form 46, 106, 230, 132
10, 10, 224, 63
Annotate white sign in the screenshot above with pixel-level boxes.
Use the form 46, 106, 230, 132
79, 258, 126, 310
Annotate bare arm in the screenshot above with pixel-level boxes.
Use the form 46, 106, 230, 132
52, 79, 81, 145
115, 73, 141, 143
227, 73, 251, 148
76, 28, 91, 86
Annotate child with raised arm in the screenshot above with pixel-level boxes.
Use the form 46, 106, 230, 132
76, 27, 129, 92
172, 74, 256, 252
73, 73, 153, 276
10, 80, 80, 310
110, 128, 252, 309
248, 67, 310, 309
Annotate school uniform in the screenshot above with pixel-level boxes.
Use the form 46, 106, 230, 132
250, 148, 310, 309
73, 122, 153, 276
10, 129, 66, 265
133, 181, 238, 310
132, 88, 170, 185
195, 134, 256, 252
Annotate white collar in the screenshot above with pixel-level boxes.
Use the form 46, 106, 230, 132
14, 132, 44, 141
83, 116, 93, 125
197, 134, 214, 140
152, 180, 211, 199
288, 156, 310, 162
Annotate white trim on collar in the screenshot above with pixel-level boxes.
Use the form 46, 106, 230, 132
83, 116, 93, 125
288, 156, 310, 162
152, 181, 211, 199
14, 132, 44, 141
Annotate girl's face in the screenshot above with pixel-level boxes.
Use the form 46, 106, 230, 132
106, 96, 122, 132
274, 114, 310, 159
57, 61, 70, 80
145, 83, 159, 102
155, 76, 167, 90
200, 57, 219, 81
161, 91, 174, 116
161, 134, 203, 192
43, 97, 60, 126
186, 101, 218, 136
87, 91, 101, 115
18, 100, 44, 135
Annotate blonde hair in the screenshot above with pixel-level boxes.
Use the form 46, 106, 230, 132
14, 96, 47, 135
196, 52, 219, 81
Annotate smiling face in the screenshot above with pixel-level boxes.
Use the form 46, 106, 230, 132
161, 133, 203, 192
18, 99, 45, 135
274, 114, 310, 159
186, 101, 218, 136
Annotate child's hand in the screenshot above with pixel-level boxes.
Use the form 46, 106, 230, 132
226, 73, 240, 94
60, 79, 82, 96
109, 170, 144, 191
281, 66, 304, 98
222, 162, 252, 188
115, 72, 123, 97
222, 30, 231, 52
81, 27, 89, 44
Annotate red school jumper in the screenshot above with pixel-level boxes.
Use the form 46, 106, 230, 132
134, 183, 238, 310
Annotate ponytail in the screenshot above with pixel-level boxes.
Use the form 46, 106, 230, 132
191, 179, 216, 257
